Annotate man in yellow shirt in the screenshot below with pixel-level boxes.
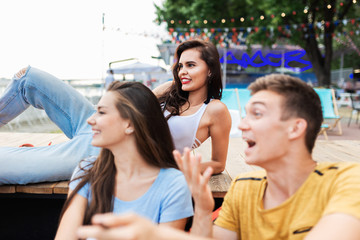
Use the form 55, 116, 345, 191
76, 74, 360, 240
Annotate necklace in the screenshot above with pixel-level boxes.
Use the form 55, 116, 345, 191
189, 98, 207, 107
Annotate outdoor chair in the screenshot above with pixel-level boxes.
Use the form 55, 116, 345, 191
314, 88, 342, 136
347, 94, 360, 128
318, 124, 330, 140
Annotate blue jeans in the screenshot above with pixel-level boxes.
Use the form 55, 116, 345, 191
0, 66, 100, 184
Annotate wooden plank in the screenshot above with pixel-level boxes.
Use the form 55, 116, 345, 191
0, 185, 16, 194
53, 181, 69, 194
330, 141, 360, 158
313, 140, 360, 163
15, 182, 55, 194
209, 173, 232, 198
313, 143, 349, 163
325, 142, 360, 162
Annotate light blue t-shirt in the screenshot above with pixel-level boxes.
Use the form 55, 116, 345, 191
69, 158, 194, 223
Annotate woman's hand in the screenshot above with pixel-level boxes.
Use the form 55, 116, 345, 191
77, 213, 160, 240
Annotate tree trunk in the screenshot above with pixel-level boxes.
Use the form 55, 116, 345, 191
300, 0, 336, 87
304, 43, 332, 87
302, 24, 333, 87
303, 34, 330, 87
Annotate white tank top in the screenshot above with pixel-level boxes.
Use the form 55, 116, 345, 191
164, 103, 208, 153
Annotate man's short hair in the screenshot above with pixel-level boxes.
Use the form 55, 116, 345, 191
248, 74, 323, 153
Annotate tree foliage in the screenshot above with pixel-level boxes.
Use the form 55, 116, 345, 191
155, 0, 360, 86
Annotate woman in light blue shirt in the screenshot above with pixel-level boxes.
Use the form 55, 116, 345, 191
55, 81, 193, 240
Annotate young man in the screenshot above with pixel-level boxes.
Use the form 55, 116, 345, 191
76, 74, 360, 240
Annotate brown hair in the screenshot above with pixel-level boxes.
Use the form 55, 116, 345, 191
248, 74, 323, 153
60, 81, 177, 225
158, 39, 223, 119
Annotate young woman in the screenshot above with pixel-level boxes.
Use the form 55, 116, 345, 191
55, 81, 193, 240
0, 40, 231, 185
155, 40, 231, 174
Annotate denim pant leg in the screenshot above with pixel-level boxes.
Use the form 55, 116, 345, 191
0, 134, 100, 184
0, 66, 95, 138
0, 66, 100, 184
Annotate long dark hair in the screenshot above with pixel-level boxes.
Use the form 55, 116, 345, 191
59, 81, 177, 225
158, 39, 223, 119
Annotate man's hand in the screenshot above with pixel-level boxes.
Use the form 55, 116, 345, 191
77, 213, 160, 240
173, 148, 215, 213
174, 148, 215, 237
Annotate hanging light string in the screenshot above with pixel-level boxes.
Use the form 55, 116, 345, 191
163, 16, 359, 47
162, 1, 358, 27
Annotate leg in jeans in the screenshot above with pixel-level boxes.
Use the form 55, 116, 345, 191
0, 66, 100, 184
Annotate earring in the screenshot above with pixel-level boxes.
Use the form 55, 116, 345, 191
125, 129, 133, 134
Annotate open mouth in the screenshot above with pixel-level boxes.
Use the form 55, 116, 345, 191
92, 130, 100, 135
244, 138, 256, 148
248, 141, 256, 148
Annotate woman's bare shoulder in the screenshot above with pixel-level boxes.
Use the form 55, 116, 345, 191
206, 100, 231, 131
207, 99, 229, 113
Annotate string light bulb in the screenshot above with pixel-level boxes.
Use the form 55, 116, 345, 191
240, 17, 245, 22
203, 20, 208, 24
186, 20, 191, 24
260, 15, 265, 20
327, 4, 332, 9
281, 13, 286, 17
170, 20, 174, 24
221, 19, 226, 23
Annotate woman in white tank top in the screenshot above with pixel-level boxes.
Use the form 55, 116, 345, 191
154, 40, 231, 174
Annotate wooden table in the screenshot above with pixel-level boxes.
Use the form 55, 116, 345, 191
1, 132, 360, 198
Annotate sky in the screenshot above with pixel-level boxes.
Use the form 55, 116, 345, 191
0, 0, 167, 80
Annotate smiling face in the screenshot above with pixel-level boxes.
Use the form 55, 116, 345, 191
87, 91, 132, 150
178, 48, 210, 94
238, 90, 294, 167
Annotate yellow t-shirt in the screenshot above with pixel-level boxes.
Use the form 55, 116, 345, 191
215, 162, 360, 240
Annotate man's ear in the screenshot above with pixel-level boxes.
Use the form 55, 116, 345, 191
288, 118, 307, 140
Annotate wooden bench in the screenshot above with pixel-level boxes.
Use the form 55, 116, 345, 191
1, 133, 360, 197
0, 132, 232, 197
0, 132, 70, 196
0, 181, 69, 195
0, 132, 244, 198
